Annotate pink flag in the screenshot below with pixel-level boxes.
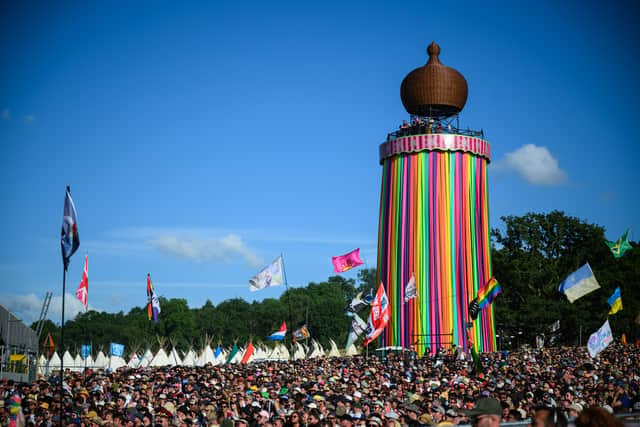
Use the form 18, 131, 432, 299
332, 248, 364, 273
76, 254, 88, 310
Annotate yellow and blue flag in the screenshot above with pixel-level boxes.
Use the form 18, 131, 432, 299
558, 263, 600, 303
607, 287, 622, 315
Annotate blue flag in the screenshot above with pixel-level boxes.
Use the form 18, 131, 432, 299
558, 263, 601, 303
81, 344, 92, 359
110, 342, 125, 357
60, 186, 80, 270
213, 345, 222, 359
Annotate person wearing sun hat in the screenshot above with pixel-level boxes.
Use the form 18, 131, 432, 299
462, 397, 502, 426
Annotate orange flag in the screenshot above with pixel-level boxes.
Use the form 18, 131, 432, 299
241, 341, 255, 364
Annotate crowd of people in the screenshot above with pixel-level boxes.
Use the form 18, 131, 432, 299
386, 118, 484, 141
1, 340, 638, 427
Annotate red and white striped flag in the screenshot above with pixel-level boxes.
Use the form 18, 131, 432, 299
76, 254, 88, 310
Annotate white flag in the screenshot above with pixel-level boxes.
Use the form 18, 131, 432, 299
404, 274, 416, 302
587, 319, 613, 358
249, 256, 284, 292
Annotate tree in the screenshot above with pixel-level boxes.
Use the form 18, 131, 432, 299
492, 211, 639, 346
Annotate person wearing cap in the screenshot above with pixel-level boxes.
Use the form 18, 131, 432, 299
463, 397, 502, 427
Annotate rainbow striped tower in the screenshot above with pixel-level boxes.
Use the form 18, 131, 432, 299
376, 42, 496, 355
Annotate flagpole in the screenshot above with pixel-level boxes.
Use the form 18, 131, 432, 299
281, 253, 292, 329
60, 264, 66, 425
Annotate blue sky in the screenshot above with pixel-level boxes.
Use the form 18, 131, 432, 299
1, 1, 638, 324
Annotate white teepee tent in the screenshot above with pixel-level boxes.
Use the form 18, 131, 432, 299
73, 353, 84, 372
149, 348, 170, 367
293, 342, 306, 360
181, 347, 196, 367
49, 352, 61, 371
109, 354, 127, 370
139, 349, 153, 368
94, 350, 108, 369
62, 351, 76, 371
328, 339, 341, 357
198, 342, 215, 366
345, 343, 359, 356
167, 341, 182, 366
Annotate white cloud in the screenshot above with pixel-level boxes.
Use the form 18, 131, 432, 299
149, 233, 263, 268
1, 292, 100, 325
1, 108, 9, 120
496, 144, 567, 186
23, 114, 35, 123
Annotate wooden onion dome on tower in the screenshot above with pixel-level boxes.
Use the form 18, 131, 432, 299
400, 42, 468, 118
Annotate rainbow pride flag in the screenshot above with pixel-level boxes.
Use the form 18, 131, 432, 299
476, 277, 502, 309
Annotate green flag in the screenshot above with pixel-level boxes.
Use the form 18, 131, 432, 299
225, 343, 239, 364
606, 229, 632, 258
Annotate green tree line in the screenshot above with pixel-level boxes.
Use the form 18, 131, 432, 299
33, 211, 639, 355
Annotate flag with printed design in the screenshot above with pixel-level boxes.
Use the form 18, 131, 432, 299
249, 256, 284, 292
147, 274, 161, 323
332, 248, 364, 273
606, 229, 632, 259
81, 344, 92, 359
363, 283, 390, 346
345, 314, 368, 349
587, 319, 613, 358
76, 254, 89, 310
61, 186, 80, 270
404, 274, 416, 302
292, 324, 310, 342
110, 342, 125, 357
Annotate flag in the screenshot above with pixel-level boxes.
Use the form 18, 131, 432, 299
607, 287, 623, 315
363, 283, 390, 346
404, 274, 416, 302
332, 248, 364, 273
81, 344, 92, 359
345, 314, 367, 349
249, 256, 284, 292
110, 342, 125, 357
147, 274, 161, 323
587, 319, 613, 358
292, 325, 310, 342
61, 186, 80, 270
76, 254, 89, 310
476, 277, 502, 309
213, 345, 222, 359
268, 321, 287, 341
606, 229, 632, 259
558, 263, 601, 303
622, 333, 627, 346
43, 334, 55, 358
468, 298, 480, 320
347, 292, 368, 314
225, 343, 239, 364
240, 342, 255, 364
